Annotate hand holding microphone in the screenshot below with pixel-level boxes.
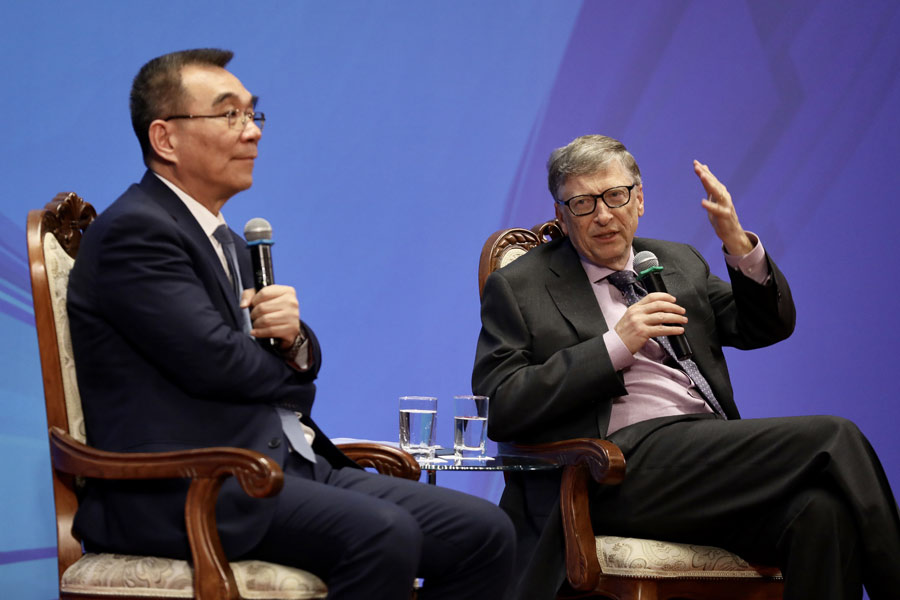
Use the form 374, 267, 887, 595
243, 218, 300, 351
634, 251, 692, 359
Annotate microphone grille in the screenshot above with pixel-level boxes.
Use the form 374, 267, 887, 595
244, 217, 272, 241
633, 250, 659, 273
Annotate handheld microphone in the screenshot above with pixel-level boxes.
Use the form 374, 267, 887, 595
634, 250, 692, 360
244, 217, 279, 351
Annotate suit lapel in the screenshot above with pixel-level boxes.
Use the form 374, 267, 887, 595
138, 171, 244, 328
545, 239, 608, 342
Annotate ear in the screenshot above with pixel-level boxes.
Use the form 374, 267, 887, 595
635, 184, 645, 217
148, 119, 178, 164
554, 203, 569, 235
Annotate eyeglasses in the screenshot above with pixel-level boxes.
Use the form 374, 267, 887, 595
556, 184, 636, 216
163, 108, 266, 131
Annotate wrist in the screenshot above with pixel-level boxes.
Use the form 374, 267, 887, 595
282, 328, 307, 361
723, 232, 753, 256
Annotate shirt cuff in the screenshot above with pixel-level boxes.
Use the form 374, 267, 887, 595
603, 329, 635, 371
723, 231, 770, 285
284, 327, 312, 371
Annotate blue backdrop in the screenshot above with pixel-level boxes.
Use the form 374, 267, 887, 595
2, 1, 899, 597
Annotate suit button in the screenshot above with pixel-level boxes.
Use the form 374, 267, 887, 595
268, 437, 282, 449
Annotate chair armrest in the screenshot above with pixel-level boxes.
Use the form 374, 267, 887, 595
506, 438, 626, 592
337, 442, 422, 481
48, 426, 283, 600
507, 438, 626, 485
49, 426, 283, 497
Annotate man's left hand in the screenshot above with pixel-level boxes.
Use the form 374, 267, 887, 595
694, 159, 753, 256
240, 285, 301, 349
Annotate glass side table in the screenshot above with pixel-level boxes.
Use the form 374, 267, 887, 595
417, 451, 560, 485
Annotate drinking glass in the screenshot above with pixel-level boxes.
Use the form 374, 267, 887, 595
399, 396, 437, 460
453, 395, 489, 458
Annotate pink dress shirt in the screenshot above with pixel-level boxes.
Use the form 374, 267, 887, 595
582, 237, 770, 435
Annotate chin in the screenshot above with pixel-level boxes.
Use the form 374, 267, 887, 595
232, 177, 254, 193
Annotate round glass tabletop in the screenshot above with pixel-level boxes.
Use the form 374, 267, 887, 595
417, 451, 559, 472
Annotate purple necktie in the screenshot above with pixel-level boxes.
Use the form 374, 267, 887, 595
606, 270, 727, 419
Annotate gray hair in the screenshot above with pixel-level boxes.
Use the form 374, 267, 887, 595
547, 135, 642, 201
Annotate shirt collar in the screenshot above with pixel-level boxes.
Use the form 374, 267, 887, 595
153, 172, 227, 237
579, 247, 636, 284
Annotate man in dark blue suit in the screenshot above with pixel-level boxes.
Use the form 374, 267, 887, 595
67, 48, 514, 600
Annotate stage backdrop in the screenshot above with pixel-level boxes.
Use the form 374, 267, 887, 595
2, 1, 899, 597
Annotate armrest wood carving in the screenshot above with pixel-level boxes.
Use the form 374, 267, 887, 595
508, 438, 626, 591
337, 442, 422, 481
49, 426, 284, 600
508, 438, 626, 485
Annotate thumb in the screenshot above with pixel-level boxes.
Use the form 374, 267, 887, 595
239, 288, 255, 309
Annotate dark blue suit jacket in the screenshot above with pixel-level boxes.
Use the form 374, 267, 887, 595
67, 171, 353, 559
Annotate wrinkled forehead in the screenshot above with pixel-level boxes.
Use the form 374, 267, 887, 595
559, 160, 632, 197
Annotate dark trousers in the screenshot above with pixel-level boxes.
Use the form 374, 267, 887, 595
245, 453, 516, 600
590, 415, 900, 600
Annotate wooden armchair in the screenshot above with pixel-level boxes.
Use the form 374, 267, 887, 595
479, 221, 784, 600
28, 193, 421, 600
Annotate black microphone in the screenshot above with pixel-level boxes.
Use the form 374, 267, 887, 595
244, 217, 279, 351
634, 250, 692, 360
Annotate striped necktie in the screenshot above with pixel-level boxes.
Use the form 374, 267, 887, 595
212, 225, 318, 461
606, 270, 727, 419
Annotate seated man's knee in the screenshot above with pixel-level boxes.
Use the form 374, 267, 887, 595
799, 415, 867, 455
782, 486, 856, 541
356, 503, 424, 565
465, 500, 517, 562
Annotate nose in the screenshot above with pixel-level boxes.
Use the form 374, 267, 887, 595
242, 120, 262, 142
592, 202, 612, 225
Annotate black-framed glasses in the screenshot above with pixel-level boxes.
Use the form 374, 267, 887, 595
556, 183, 636, 216
163, 108, 265, 131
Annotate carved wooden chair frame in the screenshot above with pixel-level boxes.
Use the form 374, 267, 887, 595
28, 192, 421, 600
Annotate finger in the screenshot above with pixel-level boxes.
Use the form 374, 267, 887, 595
254, 309, 302, 330
251, 313, 300, 341
250, 284, 294, 303
701, 197, 732, 216
635, 292, 678, 305
693, 160, 730, 201
633, 297, 687, 316
250, 291, 299, 316
239, 288, 255, 309
649, 324, 686, 337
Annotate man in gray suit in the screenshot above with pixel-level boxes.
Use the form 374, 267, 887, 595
473, 135, 900, 600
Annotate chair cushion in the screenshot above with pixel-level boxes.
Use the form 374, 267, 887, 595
596, 536, 783, 579
61, 553, 328, 599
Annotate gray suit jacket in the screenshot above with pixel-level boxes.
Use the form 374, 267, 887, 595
471, 235, 795, 598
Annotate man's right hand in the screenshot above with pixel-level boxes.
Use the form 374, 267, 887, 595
614, 292, 688, 354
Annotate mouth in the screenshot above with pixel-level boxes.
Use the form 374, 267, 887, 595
593, 231, 618, 242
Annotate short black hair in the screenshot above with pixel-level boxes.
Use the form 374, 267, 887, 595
130, 48, 234, 162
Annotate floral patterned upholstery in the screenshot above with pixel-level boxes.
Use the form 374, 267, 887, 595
596, 536, 783, 580
61, 554, 328, 599
44, 233, 87, 443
